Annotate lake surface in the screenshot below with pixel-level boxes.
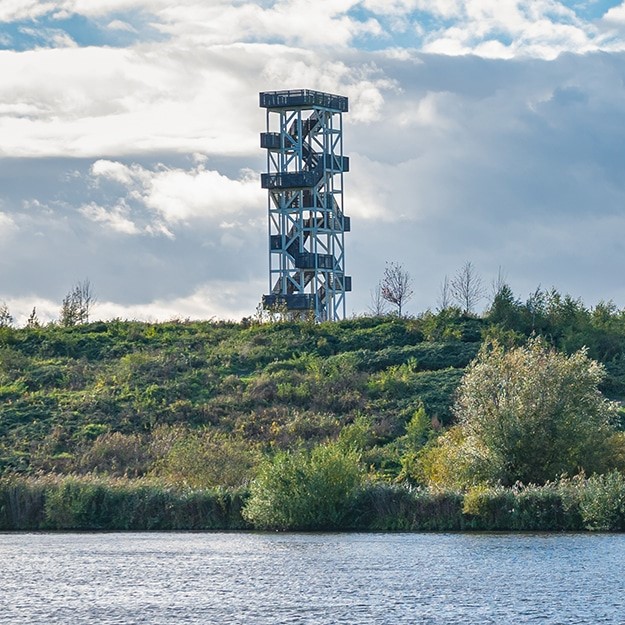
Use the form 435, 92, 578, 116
1, 532, 624, 624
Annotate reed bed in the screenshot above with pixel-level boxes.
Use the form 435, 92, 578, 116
2, 472, 624, 531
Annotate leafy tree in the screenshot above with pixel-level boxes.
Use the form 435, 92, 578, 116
26, 307, 40, 328
60, 279, 96, 326
380, 261, 414, 318
419, 339, 620, 487
487, 283, 523, 329
0, 302, 13, 328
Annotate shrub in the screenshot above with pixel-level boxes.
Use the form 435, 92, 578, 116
576, 471, 625, 531
242, 442, 363, 530
151, 428, 260, 488
426, 339, 620, 487
352, 482, 465, 530
78, 431, 152, 477
0, 474, 250, 530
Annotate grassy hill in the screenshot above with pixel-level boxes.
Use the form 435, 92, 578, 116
3, 293, 625, 531
0, 314, 484, 480
2, 290, 625, 488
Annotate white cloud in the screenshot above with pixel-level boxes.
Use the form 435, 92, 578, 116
2, 0, 624, 61
0, 295, 58, 326
90, 280, 264, 323
18, 26, 78, 48
3, 280, 261, 325
10, 0, 381, 48
603, 3, 625, 23
152, 0, 381, 48
53, 0, 164, 19
0, 41, 398, 158
79, 201, 140, 235
0, 0, 57, 22
88, 160, 264, 227
107, 19, 137, 32
143, 166, 263, 224
91, 159, 141, 186
0, 211, 17, 237
418, 0, 601, 59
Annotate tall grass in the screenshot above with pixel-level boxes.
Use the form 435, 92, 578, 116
0, 474, 250, 531
3, 472, 625, 532
349, 477, 625, 532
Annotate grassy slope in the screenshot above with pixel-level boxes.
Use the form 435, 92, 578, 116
1, 304, 625, 482
0, 316, 481, 477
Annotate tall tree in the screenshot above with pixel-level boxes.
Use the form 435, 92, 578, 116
60, 279, 96, 326
26, 307, 40, 328
0, 302, 13, 327
450, 261, 485, 314
380, 262, 414, 318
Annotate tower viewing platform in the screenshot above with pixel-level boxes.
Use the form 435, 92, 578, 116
259, 89, 348, 113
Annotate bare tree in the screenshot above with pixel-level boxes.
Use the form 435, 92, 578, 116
380, 261, 414, 318
368, 284, 389, 316
490, 266, 507, 299
450, 261, 485, 315
60, 279, 97, 326
437, 275, 452, 311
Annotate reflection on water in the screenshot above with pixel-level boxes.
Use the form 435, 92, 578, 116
1, 532, 624, 624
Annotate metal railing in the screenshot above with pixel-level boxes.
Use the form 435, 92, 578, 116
260, 89, 348, 112
261, 170, 321, 189
263, 294, 315, 310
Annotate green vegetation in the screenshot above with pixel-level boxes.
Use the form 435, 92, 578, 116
3, 285, 625, 530
243, 441, 363, 530
417, 339, 624, 488
3, 473, 625, 532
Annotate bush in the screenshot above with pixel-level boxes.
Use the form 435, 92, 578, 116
78, 431, 152, 477
150, 427, 261, 488
576, 471, 625, 531
242, 442, 363, 530
425, 339, 620, 487
352, 482, 465, 531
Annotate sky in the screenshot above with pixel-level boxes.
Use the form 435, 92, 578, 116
2, 0, 625, 323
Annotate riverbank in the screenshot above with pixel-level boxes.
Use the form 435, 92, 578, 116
2, 473, 624, 532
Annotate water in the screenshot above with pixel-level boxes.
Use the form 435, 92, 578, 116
1, 532, 624, 624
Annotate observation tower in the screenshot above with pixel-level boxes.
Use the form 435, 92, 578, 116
260, 89, 351, 321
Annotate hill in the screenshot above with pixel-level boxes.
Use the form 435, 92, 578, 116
0, 315, 482, 481
2, 287, 625, 487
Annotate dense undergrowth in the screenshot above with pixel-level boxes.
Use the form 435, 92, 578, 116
3, 287, 625, 530
3, 472, 625, 532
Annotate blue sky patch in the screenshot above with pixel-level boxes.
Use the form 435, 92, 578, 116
561, 0, 622, 20
0, 12, 166, 51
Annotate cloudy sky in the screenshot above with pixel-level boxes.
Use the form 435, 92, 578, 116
2, 0, 625, 323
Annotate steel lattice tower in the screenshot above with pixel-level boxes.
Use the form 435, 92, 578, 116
260, 89, 351, 321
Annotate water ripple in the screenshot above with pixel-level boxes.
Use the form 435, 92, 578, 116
1, 532, 625, 624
